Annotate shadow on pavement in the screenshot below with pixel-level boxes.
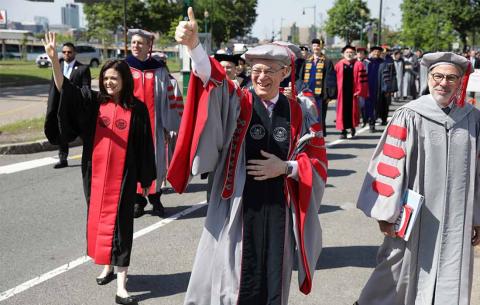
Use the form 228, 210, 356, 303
319, 204, 343, 214
127, 272, 191, 301
332, 143, 378, 149
327, 153, 357, 161
163, 183, 208, 195
316, 245, 379, 269
328, 169, 356, 177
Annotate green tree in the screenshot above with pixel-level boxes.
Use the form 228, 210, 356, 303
193, 0, 258, 48
401, 0, 455, 51
442, 0, 480, 51
401, 0, 480, 51
83, 0, 183, 43
325, 0, 370, 43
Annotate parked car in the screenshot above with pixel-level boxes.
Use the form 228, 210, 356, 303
36, 45, 101, 68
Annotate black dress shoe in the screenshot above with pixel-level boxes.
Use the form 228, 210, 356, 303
96, 270, 115, 285
152, 201, 165, 217
115, 295, 137, 305
53, 160, 68, 169
133, 204, 145, 218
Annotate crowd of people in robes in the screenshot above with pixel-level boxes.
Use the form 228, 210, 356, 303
41, 5, 480, 305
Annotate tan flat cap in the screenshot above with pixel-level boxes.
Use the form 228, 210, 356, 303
421, 52, 471, 75
243, 42, 299, 66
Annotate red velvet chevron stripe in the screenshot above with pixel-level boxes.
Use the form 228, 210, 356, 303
383, 143, 405, 159
377, 162, 401, 178
372, 180, 394, 197
387, 125, 407, 141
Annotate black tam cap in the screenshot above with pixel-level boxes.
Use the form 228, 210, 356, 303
214, 53, 239, 65
342, 45, 356, 53
311, 38, 324, 45
370, 46, 383, 52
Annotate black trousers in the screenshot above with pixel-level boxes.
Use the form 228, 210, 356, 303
238, 196, 286, 305
58, 141, 69, 161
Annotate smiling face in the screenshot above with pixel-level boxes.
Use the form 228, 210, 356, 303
130, 34, 151, 61
250, 59, 288, 101
371, 49, 381, 58
220, 61, 237, 80
311, 43, 322, 57
103, 68, 123, 101
428, 64, 462, 107
343, 48, 356, 61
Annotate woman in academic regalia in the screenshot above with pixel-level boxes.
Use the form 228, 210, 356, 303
43, 32, 156, 305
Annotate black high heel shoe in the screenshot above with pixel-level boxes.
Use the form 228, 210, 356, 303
115, 294, 137, 305
96, 270, 115, 285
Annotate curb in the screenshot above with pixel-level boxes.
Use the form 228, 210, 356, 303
0, 137, 83, 155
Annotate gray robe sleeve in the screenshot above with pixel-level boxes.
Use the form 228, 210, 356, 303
474, 136, 480, 226
191, 81, 240, 176
357, 107, 416, 223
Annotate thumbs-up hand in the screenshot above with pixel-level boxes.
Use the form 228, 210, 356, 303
175, 7, 199, 50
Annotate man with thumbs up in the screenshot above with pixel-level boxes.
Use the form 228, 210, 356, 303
167, 7, 327, 305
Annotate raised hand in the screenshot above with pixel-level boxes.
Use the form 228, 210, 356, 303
42, 32, 58, 62
175, 7, 199, 50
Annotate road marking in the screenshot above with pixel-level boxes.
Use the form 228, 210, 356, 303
0, 154, 82, 175
325, 125, 370, 148
0, 200, 207, 302
0, 124, 375, 176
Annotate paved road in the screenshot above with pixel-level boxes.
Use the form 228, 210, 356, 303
0, 103, 479, 305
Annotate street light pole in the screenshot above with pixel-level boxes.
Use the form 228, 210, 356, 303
123, 0, 127, 57
303, 5, 317, 39
378, 0, 383, 45
204, 10, 209, 33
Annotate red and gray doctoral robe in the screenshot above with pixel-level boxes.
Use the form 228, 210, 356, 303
50, 78, 156, 267
126, 55, 183, 194
167, 58, 327, 305
334, 59, 368, 130
356, 94, 480, 305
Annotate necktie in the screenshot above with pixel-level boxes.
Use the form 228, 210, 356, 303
442, 107, 451, 115
263, 100, 275, 116
63, 64, 71, 78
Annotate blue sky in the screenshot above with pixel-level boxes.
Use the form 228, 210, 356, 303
1, 0, 402, 39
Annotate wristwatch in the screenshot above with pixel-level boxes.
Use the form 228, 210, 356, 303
285, 163, 293, 176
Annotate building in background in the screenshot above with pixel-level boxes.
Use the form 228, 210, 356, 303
34, 16, 49, 32
61, 3, 79, 29
280, 23, 333, 46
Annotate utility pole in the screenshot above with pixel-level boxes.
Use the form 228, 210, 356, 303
378, 0, 383, 45
123, 0, 127, 57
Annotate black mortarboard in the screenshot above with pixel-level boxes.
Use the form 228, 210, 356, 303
342, 45, 356, 53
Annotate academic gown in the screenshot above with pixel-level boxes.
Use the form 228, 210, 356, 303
167, 58, 327, 305
402, 55, 418, 98
377, 56, 398, 124
48, 78, 156, 267
334, 59, 368, 130
393, 59, 404, 100
126, 55, 182, 194
356, 95, 480, 305
365, 57, 383, 124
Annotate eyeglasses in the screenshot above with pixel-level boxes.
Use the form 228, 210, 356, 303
430, 72, 461, 84
251, 67, 283, 77
62, 51, 73, 54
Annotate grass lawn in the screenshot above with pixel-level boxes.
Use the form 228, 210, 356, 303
0, 60, 100, 87
0, 57, 179, 88
0, 116, 46, 144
